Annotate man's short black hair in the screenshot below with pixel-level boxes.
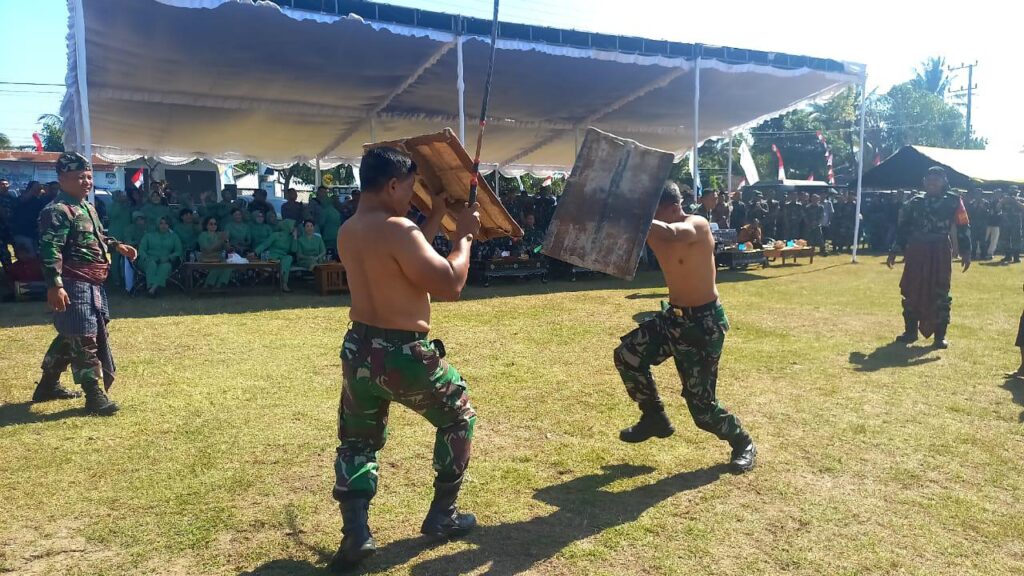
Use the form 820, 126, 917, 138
660, 181, 682, 206
360, 147, 416, 193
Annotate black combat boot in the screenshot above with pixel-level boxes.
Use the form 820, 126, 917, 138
328, 496, 376, 573
421, 478, 477, 539
729, 437, 757, 473
619, 401, 675, 443
31, 374, 82, 402
932, 324, 949, 349
83, 382, 119, 415
895, 312, 918, 344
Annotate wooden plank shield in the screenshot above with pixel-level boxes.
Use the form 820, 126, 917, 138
542, 128, 675, 280
365, 129, 523, 241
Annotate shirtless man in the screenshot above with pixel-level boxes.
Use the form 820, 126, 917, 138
330, 147, 480, 572
613, 182, 757, 473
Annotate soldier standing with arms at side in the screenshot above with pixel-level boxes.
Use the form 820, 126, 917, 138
889, 167, 971, 349
613, 183, 757, 474
330, 147, 481, 572
999, 187, 1022, 264
32, 152, 137, 412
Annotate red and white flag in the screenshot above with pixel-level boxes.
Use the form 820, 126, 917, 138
131, 168, 145, 189
817, 131, 836, 185
807, 172, 816, 181
771, 144, 786, 181
540, 175, 553, 187
873, 152, 882, 167
31, 133, 43, 152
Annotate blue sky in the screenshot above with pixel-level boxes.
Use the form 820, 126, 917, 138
1, 0, 1018, 151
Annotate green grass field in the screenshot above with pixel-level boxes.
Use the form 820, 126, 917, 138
2, 255, 1023, 576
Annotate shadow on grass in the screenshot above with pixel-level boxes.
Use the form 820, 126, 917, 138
848, 341, 941, 372
1002, 375, 1024, 423
238, 464, 726, 576
370, 463, 727, 576
0, 401, 87, 428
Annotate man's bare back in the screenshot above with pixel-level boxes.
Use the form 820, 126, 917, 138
646, 214, 719, 308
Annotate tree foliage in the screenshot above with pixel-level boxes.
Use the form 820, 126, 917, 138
36, 114, 65, 152
0, 133, 11, 150
910, 56, 951, 96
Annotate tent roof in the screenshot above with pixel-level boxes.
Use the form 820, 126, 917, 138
863, 146, 1024, 189
63, 0, 865, 173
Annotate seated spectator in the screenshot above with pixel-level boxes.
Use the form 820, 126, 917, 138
197, 216, 232, 288
174, 208, 200, 255
736, 219, 764, 248
13, 181, 46, 255
4, 244, 45, 302
313, 186, 342, 258
296, 219, 327, 269
248, 209, 273, 250
225, 208, 252, 254
514, 213, 544, 257
255, 218, 298, 292
139, 216, 184, 297
265, 209, 279, 228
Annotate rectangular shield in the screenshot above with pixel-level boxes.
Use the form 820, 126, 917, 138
541, 127, 675, 280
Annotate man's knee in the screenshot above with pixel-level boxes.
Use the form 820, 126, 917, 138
613, 343, 640, 373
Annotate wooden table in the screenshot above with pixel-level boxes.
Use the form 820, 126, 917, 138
474, 256, 548, 287
182, 261, 281, 295
715, 249, 768, 270
763, 246, 816, 265
314, 263, 349, 296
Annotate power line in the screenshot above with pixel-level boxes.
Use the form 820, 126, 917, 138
0, 81, 65, 87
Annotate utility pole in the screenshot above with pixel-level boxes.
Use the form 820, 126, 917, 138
948, 61, 978, 148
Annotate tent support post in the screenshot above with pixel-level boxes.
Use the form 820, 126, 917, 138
457, 36, 466, 143
692, 51, 701, 192
315, 156, 321, 187
73, 0, 94, 204
727, 132, 733, 191
852, 80, 868, 263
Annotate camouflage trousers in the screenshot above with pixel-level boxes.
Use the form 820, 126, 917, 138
333, 323, 476, 501
614, 301, 749, 446
41, 280, 116, 390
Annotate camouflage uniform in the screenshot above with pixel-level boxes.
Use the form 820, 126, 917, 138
613, 301, 750, 447
803, 203, 826, 252
37, 179, 122, 395
780, 200, 804, 240
333, 322, 476, 502
892, 191, 971, 339
0, 192, 16, 269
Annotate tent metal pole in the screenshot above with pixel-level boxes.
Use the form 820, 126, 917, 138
73, 0, 95, 204
852, 79, 868, 263
457, 36, 466, 143
315, 156, 321, 187
727, 132, 733, 191
692, 52, 701, 192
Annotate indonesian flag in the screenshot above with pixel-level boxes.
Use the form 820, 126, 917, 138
131, 168, 145, 189
807, 172, 816, 181
541, 175, 553, 187
32, 133, 43, 152
771, 144, 786, 181
874, 152, 882, 167
817, 131, 836, 185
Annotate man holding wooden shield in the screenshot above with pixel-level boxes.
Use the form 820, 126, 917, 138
613, 182, 758, 473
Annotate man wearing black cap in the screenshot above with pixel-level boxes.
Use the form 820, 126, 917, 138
887, 166, 971, 349
32, 152, 137, 413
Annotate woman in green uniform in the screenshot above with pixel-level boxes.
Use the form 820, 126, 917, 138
296, 219, 327, 269
126, 212, 149, 247
107, 191, 134, 286
225, 208, 252, 254
248, 209, 273, 251
197, 216, 232, 288
256, 218, 298, 292
139, 216, 183, 296
141, 190, 171, 232
174, 208, 200, 255
316, 190, 342, 259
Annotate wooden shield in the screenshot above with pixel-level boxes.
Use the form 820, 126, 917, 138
541, 128, 675, 280
365, 129, 523, 241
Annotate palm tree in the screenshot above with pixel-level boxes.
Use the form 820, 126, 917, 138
0, 132, 11, 149
36, 113, 64, 152
911, 56, 951, 96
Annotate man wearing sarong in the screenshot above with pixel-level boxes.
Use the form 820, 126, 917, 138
613, 182, 757, 474
330, 147, 480, 572
888, 166, 971, 349
33, 152, 137, 413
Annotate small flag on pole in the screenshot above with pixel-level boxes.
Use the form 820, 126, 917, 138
771, 144, 786, 181
131, 168, 145, 189
31, 133, 43, 152
541, 175, 553, 187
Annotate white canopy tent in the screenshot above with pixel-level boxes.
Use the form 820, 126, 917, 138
62, 0, 869, 256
